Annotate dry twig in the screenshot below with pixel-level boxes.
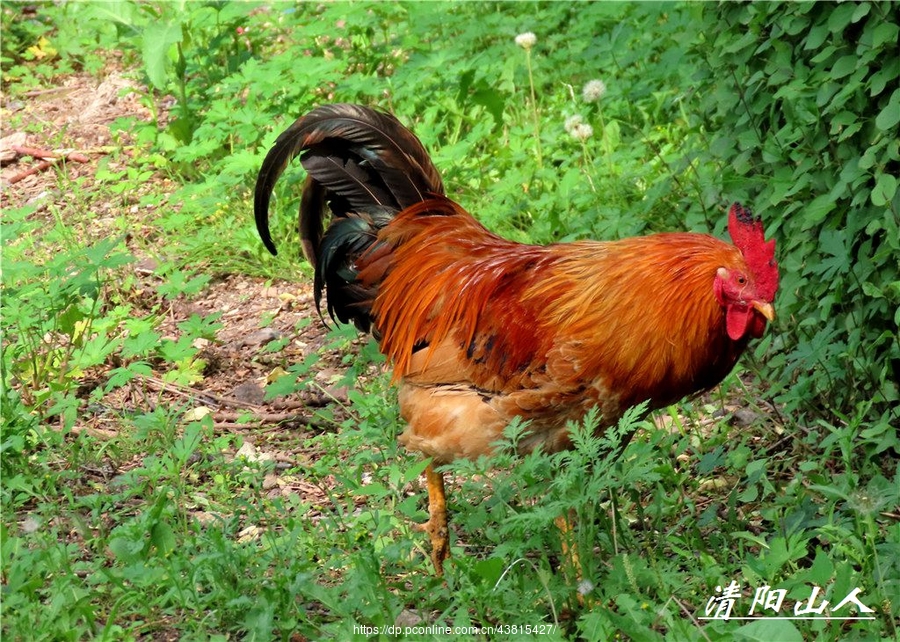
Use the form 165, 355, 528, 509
131, 374, 338, 430
6, 145, 92, 184
11, 145, 90, 163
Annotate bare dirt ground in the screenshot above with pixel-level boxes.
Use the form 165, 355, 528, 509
2, 70, 357, 506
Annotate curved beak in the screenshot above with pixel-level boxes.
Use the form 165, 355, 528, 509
752, 301, 776, 322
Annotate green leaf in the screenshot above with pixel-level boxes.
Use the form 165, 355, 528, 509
829, 111, 856, 128
810, 45, 837, 64
173, 420, 206, 464
167, 116, 195, 144
108, 533, 144, 563
150, 521, 176, 557
871, 173, 897, 207
837, 121, 863, 142
142, 21, 183, 89
802, 194, 837, 228
57, 303, 86, 336
859, 142, 882, 170
875, 88, 900, 131
353, 483, 389, 498
734, 619, 803, 642
723, 30, 757, 55
122, 330, 161, 358
830, 55, 857, 79
761, 537, 793, 575
105, 362, 153, 391
803, 23, 829, 50
401, 457, 433, 484
850, 3, 870, 23
471, 87, 506, 131
862, 282, 884, 299
85, 0, 137, 27
871, 23, 900, 49
805, 548, 835, 586
827, 3, 856, 32
869, 62, 899, 97
808, 484, 851, 501
473, 557, 505, 585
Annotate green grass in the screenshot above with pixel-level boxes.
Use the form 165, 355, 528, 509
2, 1, 897, 640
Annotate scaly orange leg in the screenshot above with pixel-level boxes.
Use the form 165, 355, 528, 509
414, 463, 450, 576
555, 513, 581, 572
555, 511, 585, 605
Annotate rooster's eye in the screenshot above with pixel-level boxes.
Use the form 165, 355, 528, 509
737, 276, 746, 285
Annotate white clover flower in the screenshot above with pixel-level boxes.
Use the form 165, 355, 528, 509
564, 114, 584, 134
570, 123, 594, 141
515, 32, 537, 50
582, 79, 607, 103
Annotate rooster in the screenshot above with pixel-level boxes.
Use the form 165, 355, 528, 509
254, 104, 779, 576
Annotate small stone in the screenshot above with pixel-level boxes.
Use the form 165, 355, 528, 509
240, 328, 282, 347
230, 381, 265, 405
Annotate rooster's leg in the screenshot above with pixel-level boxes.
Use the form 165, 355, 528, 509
416, 463, 450, 576
555, 513, 580, 571
555, 511, 585, 605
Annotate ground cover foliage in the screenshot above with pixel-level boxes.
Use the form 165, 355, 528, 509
1, 2, 897, 640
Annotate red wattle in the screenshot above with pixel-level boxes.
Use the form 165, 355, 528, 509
726, 307, 751, 341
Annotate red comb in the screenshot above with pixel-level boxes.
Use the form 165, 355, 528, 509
728, 203, 779, 301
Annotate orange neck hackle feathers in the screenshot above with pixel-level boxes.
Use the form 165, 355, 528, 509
366, 197, 759, 413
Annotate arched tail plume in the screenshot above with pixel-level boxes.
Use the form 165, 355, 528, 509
254, 104, 444, 329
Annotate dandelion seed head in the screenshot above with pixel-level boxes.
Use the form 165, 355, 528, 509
515, 32, 537, 50
578, 579, 595, 596
20, 516, 40, 534
564, 114, 584, 134
582, 79, 607, 103
570, 123, 594, 141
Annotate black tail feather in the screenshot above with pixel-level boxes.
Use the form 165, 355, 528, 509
254, 104, 443, 328
316, 208, 393, 329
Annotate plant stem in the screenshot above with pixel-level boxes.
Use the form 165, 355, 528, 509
525, 50, 543, 167
596, 107, 620, 201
